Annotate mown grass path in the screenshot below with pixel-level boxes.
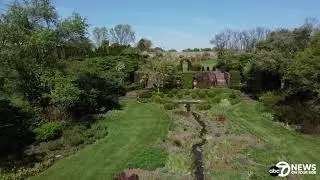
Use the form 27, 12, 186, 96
31, 101, 169, 180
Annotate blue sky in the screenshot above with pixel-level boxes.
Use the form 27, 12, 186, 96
2, 0, 320, 50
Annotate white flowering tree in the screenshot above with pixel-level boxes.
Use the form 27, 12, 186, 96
142, 59, 177, 93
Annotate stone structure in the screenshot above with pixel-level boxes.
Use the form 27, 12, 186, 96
182, 61, 189, 72
192, 77, 198, 89
133, 70, 230, 90
175, 77, 182, 89
195, 71, 230, 88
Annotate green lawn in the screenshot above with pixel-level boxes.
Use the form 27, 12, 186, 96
200, 59, 217, 70
229, 101, 320, 165
213, 101, 320, 179
31, 101, 169, 180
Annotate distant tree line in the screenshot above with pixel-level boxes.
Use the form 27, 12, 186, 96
210, 27, 270, 57
182, 48, 213, 52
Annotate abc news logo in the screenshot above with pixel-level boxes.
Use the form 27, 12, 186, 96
269, 161, 316, 177
269, 166, 281, 176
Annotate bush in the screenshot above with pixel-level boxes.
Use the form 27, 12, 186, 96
0, 100, 35, 157
196, 89, 207, 99
164, 103, 177, 110
184, 89, 191, 95
229, 90, 241, 99
228, 90, 242, 104
192, 63, 202, 71
166, 91, 175, 98
212, 65, 217, 71
158, 92, 165, 98
229, 70, 242, 89
39, 139, 64, 151
219, 99, 232, 108
177, 72, 196, 89
86, 123, 108, 140
64, 133, 85, 147
62, 125, 87, 147
191, 91, 198, 99
137, 90, 153, 99
259, 92, 282, 111
70, 73, 121, 117
211, 95, 222, 104
207, 90, 217, 98
176, 92, 183, 99
125, 83, 142, 91
152, 95, 162, 103
35, 122, 64, 142
49, 73, 80, 110
196, 103, 212, 110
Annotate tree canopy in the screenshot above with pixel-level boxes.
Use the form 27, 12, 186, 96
109, 24, 135, 45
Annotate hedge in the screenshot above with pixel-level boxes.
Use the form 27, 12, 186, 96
229, 70, 241, 89
177, 72, 196, 89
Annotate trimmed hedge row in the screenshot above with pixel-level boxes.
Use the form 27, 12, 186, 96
177, 72, 196, 89
229, 70, 242, 89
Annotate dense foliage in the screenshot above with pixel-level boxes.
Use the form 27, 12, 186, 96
0, 0, 143, 178
212, 20, 320, 133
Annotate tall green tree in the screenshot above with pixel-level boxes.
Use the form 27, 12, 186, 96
136, 38, 152, 51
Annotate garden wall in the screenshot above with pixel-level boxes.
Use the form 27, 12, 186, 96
195, 71, 230, 88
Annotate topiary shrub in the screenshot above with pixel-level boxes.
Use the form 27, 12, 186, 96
35, 122, 64, 142
164, 103, 177, 110
229, 70, 242, 90
192, 62, 202, 71
196, 103, 212, 110
177, 72, 196, 89
259, 91, 282, 111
